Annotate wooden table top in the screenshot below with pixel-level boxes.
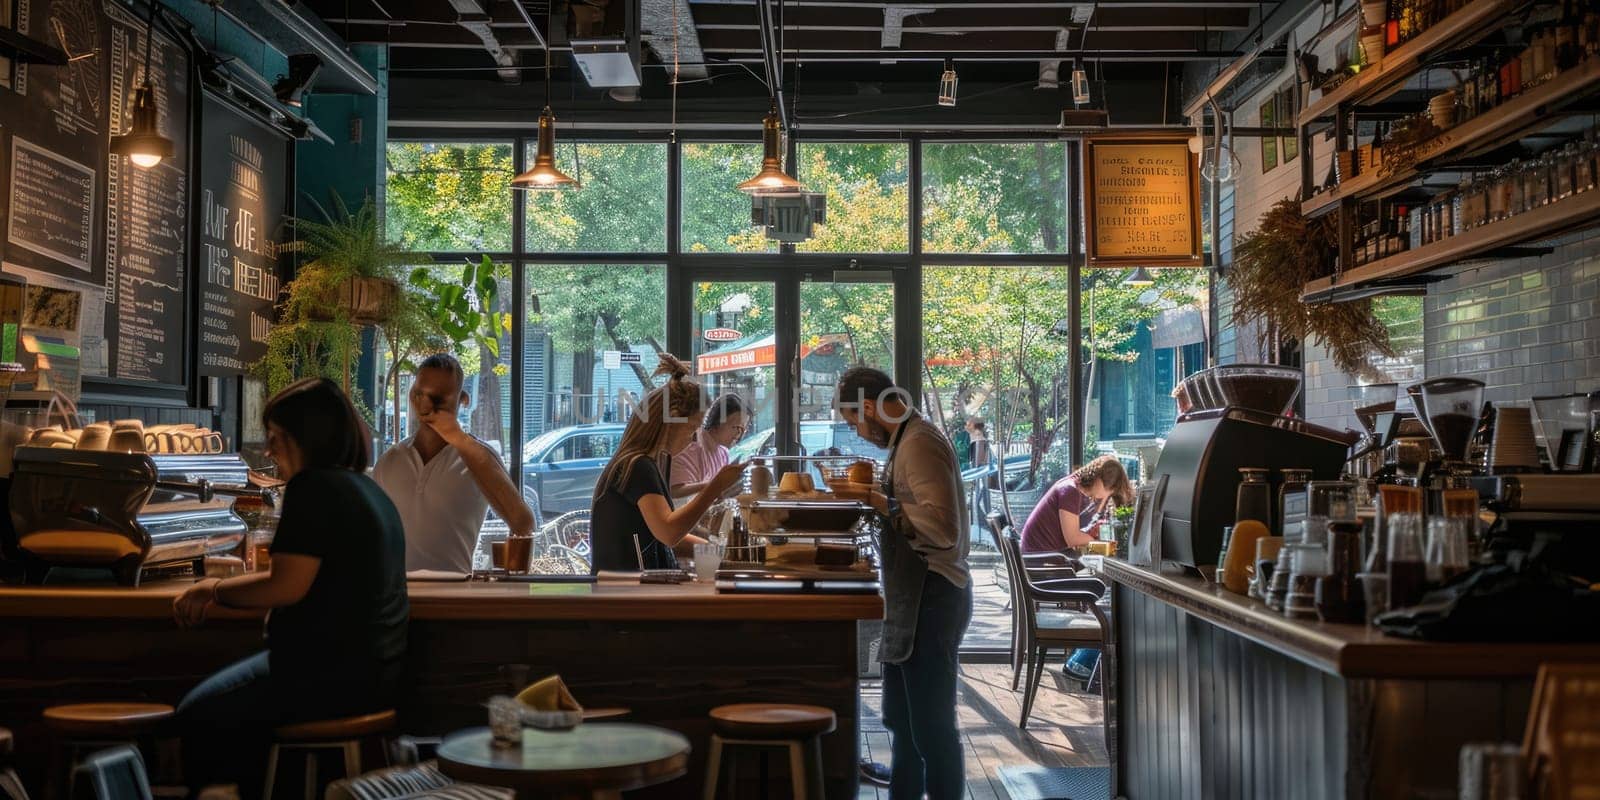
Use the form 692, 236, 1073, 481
1098, 557, 1600, 680
437, 725, 690, 794
0, 576, 883, 623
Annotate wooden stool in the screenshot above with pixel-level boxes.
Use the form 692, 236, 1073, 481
703, 704, 835, 800
264, 709, 396, 800
41, 703, 174, 800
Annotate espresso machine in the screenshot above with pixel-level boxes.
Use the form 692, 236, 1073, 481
1150, 365, 1359, 569
5, 447, 261, 585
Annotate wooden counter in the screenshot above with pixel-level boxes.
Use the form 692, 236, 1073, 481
1099, 558, 1583, 799
1099, 557, 1600, 679
0, 576, 884, 622
0, 577, 882, 798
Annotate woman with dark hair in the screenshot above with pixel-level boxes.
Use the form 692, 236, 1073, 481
669, 392, 748, 497
173, 378, 409, 795
1019, 454, 1133, 554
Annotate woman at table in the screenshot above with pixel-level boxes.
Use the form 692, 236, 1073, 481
173, 378, 409, 796
669, 392, 748, 497
591, 354, 747, 572
1019, 454, 1133, 554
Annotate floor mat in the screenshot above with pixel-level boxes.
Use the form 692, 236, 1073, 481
996, 766, 1111, 800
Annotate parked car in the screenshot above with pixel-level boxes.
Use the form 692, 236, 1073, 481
520, 423, 627, 517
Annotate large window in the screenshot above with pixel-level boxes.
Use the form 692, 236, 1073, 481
796, 142, 909, 253
922, 142, 1068, 254
385, 142, 514, 252
1081, 267, 1209, 468
681, 143, 775, 253
520, 264, 667, 520
524, 143, 668, 252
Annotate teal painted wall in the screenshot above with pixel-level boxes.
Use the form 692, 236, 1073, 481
159, 0, 290, 86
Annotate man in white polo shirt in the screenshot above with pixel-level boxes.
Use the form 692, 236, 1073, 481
374, 353, 536, 573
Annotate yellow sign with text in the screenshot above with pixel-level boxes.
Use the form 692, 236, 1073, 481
1084, 139, 1203, 266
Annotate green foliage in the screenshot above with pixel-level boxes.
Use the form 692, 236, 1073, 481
385, 142, 514, 251
410, 256, 512, 363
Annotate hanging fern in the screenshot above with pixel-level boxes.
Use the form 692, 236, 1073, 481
1229, 199, 1396, 380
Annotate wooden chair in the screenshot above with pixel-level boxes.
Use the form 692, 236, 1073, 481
994, 531, 1108, 728
985, 513, 1079, 691
703, 704, 835, 800
264, 709, 397, 800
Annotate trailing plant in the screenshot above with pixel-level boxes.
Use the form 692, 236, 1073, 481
1229, 199, 1396, 380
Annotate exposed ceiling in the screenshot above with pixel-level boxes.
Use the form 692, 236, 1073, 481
307, 0, 1279, 127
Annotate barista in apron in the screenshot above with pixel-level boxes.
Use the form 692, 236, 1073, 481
833, 367, 972, 799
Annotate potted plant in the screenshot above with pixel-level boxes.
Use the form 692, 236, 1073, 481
253, 195, 411, 399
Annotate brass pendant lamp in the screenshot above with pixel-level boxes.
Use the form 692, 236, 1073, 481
513, 2, 577, 190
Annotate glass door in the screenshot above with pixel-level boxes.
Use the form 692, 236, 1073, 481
682, 265, 901, 475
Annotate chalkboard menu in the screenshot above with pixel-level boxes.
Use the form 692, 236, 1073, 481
105, 0, 188, 385
1083, 138, 1203, 267
0, 0, 191, 386
197, 92, 288, 376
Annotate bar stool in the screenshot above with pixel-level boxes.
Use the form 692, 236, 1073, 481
263, 709, 396, 800
702, 704, 834, 800
42, 703, 174, 800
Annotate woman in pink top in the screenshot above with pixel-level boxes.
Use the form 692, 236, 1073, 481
1019, 455, 1133, 553
670, 394, 748, 497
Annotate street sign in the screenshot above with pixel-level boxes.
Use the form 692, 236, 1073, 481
619, 351, 642, 364
703, 327, 741, 342
603, 350, 621, 370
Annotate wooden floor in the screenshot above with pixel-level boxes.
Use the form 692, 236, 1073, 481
857, 662, 1109, 799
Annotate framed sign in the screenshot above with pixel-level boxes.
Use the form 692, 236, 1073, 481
1083, 137, 1204, 267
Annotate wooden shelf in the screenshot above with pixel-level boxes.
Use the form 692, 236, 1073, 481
1300, 0, 1524, 126
1302, 184, 1600, 302
1302, 57, 1600, 219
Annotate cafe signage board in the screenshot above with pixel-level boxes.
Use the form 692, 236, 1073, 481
1083, 137, 1203, 267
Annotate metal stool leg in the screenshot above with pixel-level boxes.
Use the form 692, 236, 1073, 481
262, 745, 279, 800
0, 768, 29, 800
701, 735, 724, 800
301, 749, 317, 800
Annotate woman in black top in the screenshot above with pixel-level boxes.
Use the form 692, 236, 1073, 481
590, 354, 746, 571
174, 379, 409, 796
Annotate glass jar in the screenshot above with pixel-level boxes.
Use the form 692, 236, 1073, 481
1278, 468, 1313, 539
1532, 152, 1553, 208
1236, 467, 1274, 531
1487, 166, 1510, 221
1508, 159, 1527, 216
1556, 142, 1577, 200
1305, 481, 1356, 546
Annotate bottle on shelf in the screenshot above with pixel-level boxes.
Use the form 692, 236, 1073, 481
1557, 142, 1578, 201
1386, 0, 1402, 48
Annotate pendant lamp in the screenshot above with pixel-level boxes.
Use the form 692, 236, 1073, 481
737, 102, 802, 194
111, 2, 174, 169
1123, 267, 1156, 287
513, 3, 577, 191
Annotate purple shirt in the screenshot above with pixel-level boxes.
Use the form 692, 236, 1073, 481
670, 429, 728, 491
1019, 476, 1103, 553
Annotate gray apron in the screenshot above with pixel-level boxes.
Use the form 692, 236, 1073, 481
877, 415, 928, 665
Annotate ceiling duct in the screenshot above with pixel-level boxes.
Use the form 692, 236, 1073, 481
448, 0, 521, 82
1038, 27, 1069, 89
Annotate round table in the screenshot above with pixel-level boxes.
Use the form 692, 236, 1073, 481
437, 724, 691, 800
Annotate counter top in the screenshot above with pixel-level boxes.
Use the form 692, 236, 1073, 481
0, 577, 884, 623
1098, 557, 1600, 679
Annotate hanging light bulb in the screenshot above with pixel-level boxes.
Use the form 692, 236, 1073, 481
1123, 266, 1156, 287
513, 2, 577, 191
110, 3, 174, 169
1071, 61, 1090, 105
1187, 121, 1205, 154
737, 103, 802, 194
938, 60, 958, 107
513, 106, 579, 190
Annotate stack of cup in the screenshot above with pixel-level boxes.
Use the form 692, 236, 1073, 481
1488, 405, 1541, 473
